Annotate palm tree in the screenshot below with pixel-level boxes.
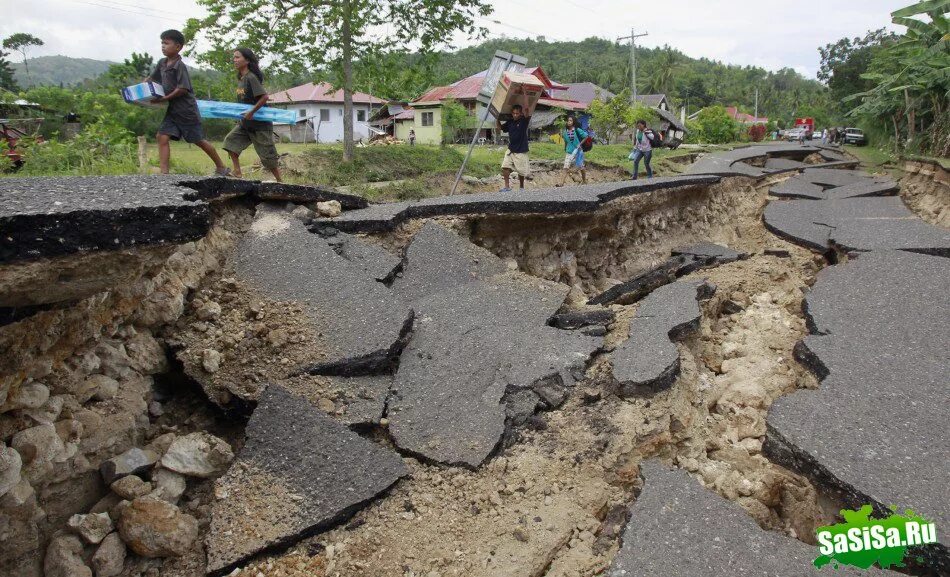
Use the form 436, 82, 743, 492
648, 47, 682, 96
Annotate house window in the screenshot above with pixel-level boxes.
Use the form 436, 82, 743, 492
357, 109, 366, 122
319, 109, 330, 122
421, 111, 434, 127
298, 108, 307, 118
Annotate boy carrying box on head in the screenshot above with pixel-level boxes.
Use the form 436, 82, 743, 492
149, 29, 229, 175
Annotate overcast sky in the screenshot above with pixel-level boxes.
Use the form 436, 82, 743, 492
1, 0, 907, 79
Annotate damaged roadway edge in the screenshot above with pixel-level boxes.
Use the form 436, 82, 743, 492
0, 174, 368, 264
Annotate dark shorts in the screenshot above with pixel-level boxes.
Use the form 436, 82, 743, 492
223, 124, 279, 170
158, 116, 205, 144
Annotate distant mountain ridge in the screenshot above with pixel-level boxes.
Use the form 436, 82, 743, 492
12, 55, 114, 87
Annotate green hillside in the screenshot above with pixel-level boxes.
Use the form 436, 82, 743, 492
13, 55, 114, 87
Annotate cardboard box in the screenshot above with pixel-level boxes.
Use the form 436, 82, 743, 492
488, 71, 545, 120
121, 82, 165, 108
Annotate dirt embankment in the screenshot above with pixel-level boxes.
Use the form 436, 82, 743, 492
900, 159, 950, 228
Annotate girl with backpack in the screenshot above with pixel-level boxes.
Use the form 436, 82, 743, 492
557, 116, 589, 186
629, 119, 660, 179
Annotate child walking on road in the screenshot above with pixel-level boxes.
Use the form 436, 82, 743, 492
630, 119, 659, 179
149, 29, 228, 175
222, 48, 282, 182
557, 116, 587, 186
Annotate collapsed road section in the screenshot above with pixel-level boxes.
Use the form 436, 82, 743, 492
0, 142, 945, 577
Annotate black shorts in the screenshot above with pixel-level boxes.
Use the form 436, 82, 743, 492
158, 117, 205, 144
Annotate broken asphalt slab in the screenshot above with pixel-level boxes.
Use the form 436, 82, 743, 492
607, 461, 894, 577
388, 273, 600, 467
391, 221, 508, 302
770, 176, 898, 201
0, 174, 367, 265
316, 176, 721, 234
765, 250, 949, 573
233, 206, 412, 375
608, 280, 713, 396
205, 384, 408, 575
590, 243, 738, 306
796, 167, 880, 188
0, 174, 210, 264
764, 196, 950, 255
387, 222, 599, 467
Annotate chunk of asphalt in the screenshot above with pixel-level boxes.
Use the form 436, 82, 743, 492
392, 221, 507, 302
671, 242, 745, 262
609, 280, 713, 396
607, 461, 889, 577
321, 230, 402, 283
770, 177, 826, 200
589, 255, 696, 306
797, 167, 878, 187
764, 157, 806, 170
234, 206, 412, 375
206, 385, 408, 576
686, 143, 827, 176
763, 199, 833, 252
820, 179, 898, 200
765, 250, 949, 574
0, 174, 210, 264
591, 243, 737, 307
388, 273, 600, 468
823, 197, 950, 255
550, 309, 615, 330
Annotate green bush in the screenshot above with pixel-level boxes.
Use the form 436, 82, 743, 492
14, 120, 138, 175
686, 105, 739, 144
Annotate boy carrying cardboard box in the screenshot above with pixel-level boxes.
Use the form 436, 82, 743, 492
148, 29, 229, 175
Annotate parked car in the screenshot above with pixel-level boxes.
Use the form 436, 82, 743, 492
842, 128, 867, 146
784, 127, 805, 141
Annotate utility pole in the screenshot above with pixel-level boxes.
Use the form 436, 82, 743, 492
754, 87, 759, 121
618, 28, 648, 104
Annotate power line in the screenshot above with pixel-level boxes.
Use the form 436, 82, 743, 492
61, 0, 186, 22
70, 0, 194, 17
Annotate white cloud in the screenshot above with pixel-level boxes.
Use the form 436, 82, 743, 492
2, 0, 908, 78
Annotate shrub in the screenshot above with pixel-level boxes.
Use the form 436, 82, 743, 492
748, 124, 767, 142
15, 120, 138, 175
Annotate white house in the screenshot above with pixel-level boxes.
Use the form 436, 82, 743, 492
268, 82, 386, 143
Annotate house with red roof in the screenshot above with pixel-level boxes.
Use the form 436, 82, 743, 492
399, 66, 586, 145
725, 106, 768, 125
267, 82, 386, 143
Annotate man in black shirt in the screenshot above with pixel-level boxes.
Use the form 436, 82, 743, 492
497, 98, 531, 192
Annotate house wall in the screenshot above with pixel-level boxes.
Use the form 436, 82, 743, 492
411, 106, 442, 145
394, 120, 413, 141
270, 102, 377, 143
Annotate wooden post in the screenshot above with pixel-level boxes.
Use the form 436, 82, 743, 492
137, 136, 148, 173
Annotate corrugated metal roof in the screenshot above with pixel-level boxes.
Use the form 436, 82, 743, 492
562, 83, 615, 106
269, 82, 385, 105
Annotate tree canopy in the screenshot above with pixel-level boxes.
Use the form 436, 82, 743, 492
184, 0, 492, 160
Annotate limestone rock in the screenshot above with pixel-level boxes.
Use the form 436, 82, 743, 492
291, 205, 314, 222
110, 475, 152, 499
67, 512, 114, 545
315, 200, 342, 217
2, 382, 50, 411
11, 424, 66, 483
151, 469, 186, 503
86, 375, 119, 402
91, 532, 126, 577
117, 496, 199, 558
201, 349, 221, 374
160, 432, 233, 478
44, 533, 92, 577
0, 444, 22, 497
100, 448, 158, 485
195, 300, 222, 321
